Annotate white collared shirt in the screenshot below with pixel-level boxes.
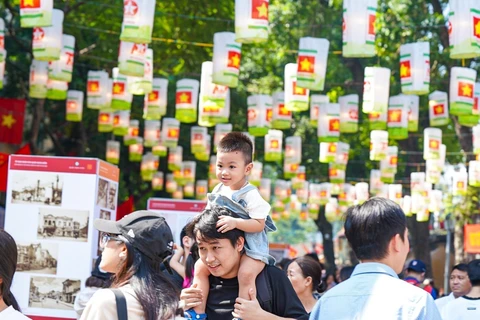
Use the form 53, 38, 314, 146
435, 292, 455, 315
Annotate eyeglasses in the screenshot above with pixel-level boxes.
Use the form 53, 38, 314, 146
100, 233, 123, 248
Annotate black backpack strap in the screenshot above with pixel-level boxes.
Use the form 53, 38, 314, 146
111, 288, 128, 320
256, 268, 273, 313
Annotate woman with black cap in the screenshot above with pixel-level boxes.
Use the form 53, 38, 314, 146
80, 211, 179, 320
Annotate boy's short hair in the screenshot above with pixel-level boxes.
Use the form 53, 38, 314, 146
218, 132, 253, 164
344, 197, 407, 261
467, 259, 480, 286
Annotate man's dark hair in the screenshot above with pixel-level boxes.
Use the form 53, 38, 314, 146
339, 265, 355, 282
467, 259, 480, 286
218, 132, 253, 164
452, 263, 469, 273
344, 197, 407, 260
186, 206, 245, 248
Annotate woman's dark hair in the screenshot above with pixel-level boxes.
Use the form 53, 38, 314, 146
112, 238, 179, 320
0, 229, 21, 311
85, 275, 112, 288
294, 256, 323, 293
180, 226, 199, 282
344, 197, 407, 260
276, 258, 293, 271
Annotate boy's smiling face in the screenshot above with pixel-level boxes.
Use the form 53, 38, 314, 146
216, 151, 253, 190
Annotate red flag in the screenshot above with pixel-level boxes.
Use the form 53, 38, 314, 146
227, 51, 241, 69
116, 195, 134, 221
0, 99, 26, 145
297, 56, 315, 73
21, 0, 40, 9
251, 0, 268, 20
176, 91, 192, 104
400, 61, 411, 78
0, 144, 31, 192
368, 14, 376, 35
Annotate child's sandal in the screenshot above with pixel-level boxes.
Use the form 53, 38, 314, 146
184, 309, 207, 319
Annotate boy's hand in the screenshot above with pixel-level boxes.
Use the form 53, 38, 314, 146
216, 215, 238, 233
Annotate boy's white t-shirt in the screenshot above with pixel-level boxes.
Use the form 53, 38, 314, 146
441, 296, 480, 320
208, 183, 271, 220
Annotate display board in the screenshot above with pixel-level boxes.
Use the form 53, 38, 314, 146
5, 155, 119, 320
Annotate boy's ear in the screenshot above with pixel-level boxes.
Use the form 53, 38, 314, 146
245, 162, 254, 175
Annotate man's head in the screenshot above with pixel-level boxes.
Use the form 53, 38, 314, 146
450, 263, 471, 297
467, 259, 480, 288
344, 197, 409, 274
186, 206, 245, 279
216, 132, 254, 190
405, 259, 426, 282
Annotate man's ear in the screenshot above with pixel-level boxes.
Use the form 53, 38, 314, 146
236, 236, 245, 252
245, 162, 253, 175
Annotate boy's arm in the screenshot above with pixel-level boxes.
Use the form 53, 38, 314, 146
217, 216, 265, 233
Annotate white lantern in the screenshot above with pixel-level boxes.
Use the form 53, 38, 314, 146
387, 94, 409, 140
120, 0, 156, 44
250, 161, 263, 187
195, 134, 211, 162
370, 130, 388, 161
87, 70, 109, 109
296, 37, 329, 91
362, 67, 391, 113
235, 0, 269, 43
152, 143, 167, 158
318, 103, 340, 142
355, 182, 369, 204
258, 178, 271, 201
329, 164, 346, 184
189, 126, 207, 155
32, 9, 63, 61
284, 63, 309, 111
29, 60, 48, 99
368, 110, 387, 130
429, 190, 442, 212
310, 94, 329, 127
143, 120, 160, 147
213, 124, 233, 152
183, 161, 197, 184
144, 78, 168, 120
469, 161, 480, 187
339, 94, 359, 133
428, 91, 449, 126
111, 68, 133, 110
185, 182, 196, 197
448, 0, 480, 59
48, 34, 75, 82
319, 142, 337, 163
0, 52, 5, 89
370, 169, 383, 195
271, 91, 292, 129
342, 0, 377, 58
196, 180, 208, 200
0, 19, 4, 56
284, 163, 299, 180
124, 120, 140, 146
166, 174, 177, 193
168, 146, 183, 171
474, 125, 480, 155
459, 81, 480, 126
292, 166, 306, 190
199, 92, 231, 127
106, 140, 120, 165
161, 118, 180, 148
140, 153, 158, 181
338, 184, 355, 207
248, 94, 272, 136
333, 142, 350, 170
411, 172, 426, 195
388, 184, 402, 205
325, 198, 340, 223
274, 179, 290, 202
426, 160, 441, 184
380, 146, 398, 175
450, 67, 476, 115
285, 136, 301, 164
46, 79, 68, 100
424, 128, 442, 160
406, 95, 420, 132
118, 41, 147, 77
66, 90, 84, 122
399, 42, 430, 95
175, 78, 200, 123
212, 32, 242, 87
318, 183, 332, 205
296, 181, 309, 204
402, 196, 412, 216
20, 0, 53, 27
453, 171, 468, 196
130, 48, 153, 95
98, 110, 114, 133
152, 172, 164, 191
199, 61, 229, 123
265, 130, 283, 162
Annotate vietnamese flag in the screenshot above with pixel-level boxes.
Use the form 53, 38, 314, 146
290, 163, 299, 171
270, 139, 279, 149
0, 99, 26, 145
369, 112, 381, 120
292, 82, 307, 96
388, 110, 402, 123
458, 82, 474, 98
148, 90, 159, 102
457, 181, 465, 189
99, 112, 111, 124
248, 109, 257, 121
176, 91, 192, 104
88, 80, 100, 93
112, 82, 125, 95
390, 156, 398, 166
0, 144, 31, 192
113, 115, 120, 125
266, 108, 273, 121
368, 14, 376, 35
227, 51, 241, 69
251, 0, 268, 20
168, 128, 179, 138
328, 143, 337, 153
297, 173, 306, 180
433, 104, 445, 115
429, 139, 440, 150
473, 16, 480, 39
21, 0, 40, 8
297, 56, 315, 73
329, 119, 340, 132
329, 168, 337, 177
320, 191, 327, 197
278, 104, 291, 116
400, 61, 411, 79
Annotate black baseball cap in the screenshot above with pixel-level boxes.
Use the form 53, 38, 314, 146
94, 210, 174, 264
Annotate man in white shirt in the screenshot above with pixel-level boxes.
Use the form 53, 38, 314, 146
309, 197, 441, 320
442, 259, 480, 320
435, 263, 471, 314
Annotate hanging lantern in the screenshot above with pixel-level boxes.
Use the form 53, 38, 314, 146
474, 125, 480, 155
406, 95, 420, 132
65, 90, 84, 122
111, 68, 133, 110
124, 120, 139, 146
87, 70, 109, 109
292, 166, 306, 190
234, 0, 269, 43
140, 153, 157, 181
355, 182, 369, 204
20, 0, 53, 27
469, 161, 480, 187
429, 91, 449, 126
166, 174, 177, 193
48, 34, 75, 82
168, 146, 183, 171
332, 142, 349, 170
453, 171, 468, 196
250, 161, 263, 186
338, 184, 355, 207
118, 42, 147, 77
329, 164, 346, 184
209, 177, 220, 192
388, 184, 402, 205
426, 160, 441, 184
0, 52, 5, 89
175, 78, 199, 123
318, 103, 340, 142
120, 0, 156, 43
152, 144, 167, 158
248, 94, 272, 137
296, 181, 309, 204
370, 169, 383, 195
144, 120, 161, 147
183, 161, 197, 184
98, 110, 114, 133
144, 78, 168, 120
271, 91, 292, 129
112, 111, 130, 136
244, 132, 255, 160
362, 67, 391, 113
46, 79, 68, 100
209, 156, 217, 179
459, 81, 480, 126
342, 0, 377, 57
259, 178, 271, 201
212, 32, 242, 87
429, 190, 442, 212
296, 37, 329, 91
377, 184, 389, 199
448, 0, 480, 59
152, 172, 164, 191
402, 196, 412, 216
196, 180, 208, 200
380, 146, 398, 183
194, 134, 211, 162
213, 124, 233, 152
161, 118, 180, 148
173, 186, 184, 200
32, 9, 63, 61
284, 163, 299, 179
450, 67, 476, 115
199, 93, 231, 127
199, 61, 230, 126
339, 94, 359, 133
411, 172, 426, 195
319, 142, 337, 163
106, 140, 120, 164
274, 179, 290, 203
285, 136, 301, 164
308, 183, 325, 205
310, 94, 329, 128
191, 126, 208, 154
130, 48, 153, 95
399, 42, 430, 95
128, 137, 144, 162
424, 128, 442, 160
368, 110, 387, 130
319, 183, 331, 205
387, 94, 409, 140
284, 63, 309, 111
29, 60, 48, 99
265, 130, 283, 162
370, 130, 388, 161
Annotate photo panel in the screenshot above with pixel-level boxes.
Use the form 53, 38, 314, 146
37, 208, 89, 242
16, 242, 59, 275
10, 172, 64, 206
28, 276, 81, 311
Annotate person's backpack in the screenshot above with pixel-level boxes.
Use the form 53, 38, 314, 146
256, 268, 273, 313
111, 289, 128, 320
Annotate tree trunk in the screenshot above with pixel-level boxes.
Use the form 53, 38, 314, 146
454, 218, 465, 264
315, 206, 336, 274
29, 99, 45, 155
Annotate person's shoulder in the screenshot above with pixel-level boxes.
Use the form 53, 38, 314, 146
0, 306, 31, 320
89, 288, 117, 304
263, 265, 285, 277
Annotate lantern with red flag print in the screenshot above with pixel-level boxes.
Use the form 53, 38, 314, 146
387, 94, 409, 140
399, 42, 430, 95
292, 166, 306, 190
199, 62, 230, 127
296, 37, 329, 91
98, 110, 114, 133
319, 142, 337, 163
32, 9, 63, 61
329, 164, 345, 184
250, 161, 263, 187
144, 78, 168, 120
152, 172, 164, 191
448, 0, 480, 59
265, 130, 283, 162
429, 91, 449, 126
339, 94, 359, 133
161, 117, 180, 149
213, 124, 232, 152
459, 81, 480, 127
65, 90, 83, 122
407, 94, 419, 132
191, 126, 208, 155
111, 67, 133, 111
342, 0, 377, 58
20, 0, 53, 27
87, 70, 109, 109
168, 146, 183, 172
143, 120, 160, 147
271, 91, 292, 129
212, 32, 242, 88
450, 67, 476, 115
48, 34, 75, 82
424, 128, 442, 160
474, 125, 480, 155
166, 173, 177, 193
29, 60, 48, 99
332, 142, 349, 171
235, 0, 269, 43
285, 136, 301, 164
453, 170, 468, 196
120, 0, 156, 44
124, 119, 139, 146
318, 103, 340, 142
363, 66, 391, 113
469, 161, 480, 187
285, 63, 309, 111
175, 78, 199, 124
388, 184, 402, 205
130, 48, 153, 95
370, 130, 388, 161
118, 42, 147, 77
140, 153, 158, 181
196, 180, 208, 200
46, 79, 68, 100
106, 140, 120, 165
248, 94, 272, 137
310, 94, 329, 128
370, 169, 383, 196
284, 162, 299, 180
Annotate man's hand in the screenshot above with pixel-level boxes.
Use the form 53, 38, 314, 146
232, 288, 267, 320
179, 283, 203, 310
216, 215, 238, 233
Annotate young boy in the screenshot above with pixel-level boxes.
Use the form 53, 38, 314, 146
186, 132, 276, 319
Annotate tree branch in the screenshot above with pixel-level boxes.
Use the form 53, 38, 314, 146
29, 99, 45, 155
430, 0, 450, 50
63, 0, 87, 16
4, 0, 33, 56
43, 119, 67, 156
